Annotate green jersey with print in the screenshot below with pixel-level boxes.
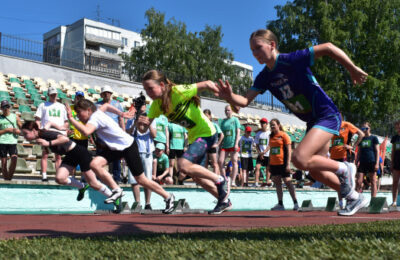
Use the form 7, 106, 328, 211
168, 122, 186, 150
220, 117, 240, 149
0, 113, 17, 144
154, 115, 169, 143
148, 84, 215, 144
156, 153, 169, 174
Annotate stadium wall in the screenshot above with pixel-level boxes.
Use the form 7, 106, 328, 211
0, 54, 305, 126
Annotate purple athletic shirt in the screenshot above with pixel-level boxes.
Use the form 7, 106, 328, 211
251, 47, 339, 123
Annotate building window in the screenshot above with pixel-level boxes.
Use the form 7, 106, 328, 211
122, 37, 128, 46
101, 45, 117, 54
134, 41, 140, 47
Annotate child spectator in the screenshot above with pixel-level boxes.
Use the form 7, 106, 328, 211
153, 143, 173, 185
239, 126, 254, 187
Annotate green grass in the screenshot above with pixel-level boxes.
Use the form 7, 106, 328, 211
2, 220, 400, 259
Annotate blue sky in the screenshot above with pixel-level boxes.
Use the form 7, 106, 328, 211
0, 0, 288, 76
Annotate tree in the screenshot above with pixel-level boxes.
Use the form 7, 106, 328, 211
122, 8, 252, 96
267, 0, 400, 135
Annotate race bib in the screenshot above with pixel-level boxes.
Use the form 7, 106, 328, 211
225, 130, 233, 136
259, 139, 268, 145
333, 138, 344, 146
271, 147, 280, 155
282, 94, 312, 114
361, 140, 371, 148
174, 132, 183, 139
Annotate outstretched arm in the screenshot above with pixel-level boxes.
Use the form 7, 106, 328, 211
313, 43, 368, 85
99, 103, 135, 119
216, 79, 259, 112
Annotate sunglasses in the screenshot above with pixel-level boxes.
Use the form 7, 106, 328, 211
1, 105, 10, 109
361, 127, 369, 131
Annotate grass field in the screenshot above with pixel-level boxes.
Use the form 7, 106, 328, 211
1, 220, 400, 259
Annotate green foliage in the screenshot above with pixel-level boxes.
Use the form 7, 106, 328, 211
267, 0, 400, 135
2, 220, 400, 259
122, 8, 252, 96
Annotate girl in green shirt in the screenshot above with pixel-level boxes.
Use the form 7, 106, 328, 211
143, 70, 231, 214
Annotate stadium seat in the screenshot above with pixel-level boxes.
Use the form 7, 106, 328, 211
21, 111, 35, 121
7, 73, 17, 79
13, 158, 32, 173
47, 79, 57, 86
16, 98, 28, 106
36, 159, 56, 174
115, 96, 124, 102
14, 92, 27, 100
0, 91, 10, 98
94, 86, 101, 93
19, 105, 31, 113
16, 144, 29, 158
71, 82, 80, 89
82, 84, 91, 90
59, 80, 69, 88
0, 85, 8, 92
87, 88, 97, 95
12, 86, 24, 93
10, 82, 21, 88
20, 75, 31, 81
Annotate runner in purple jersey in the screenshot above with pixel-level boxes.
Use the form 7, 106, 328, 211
217, 29, 369, 216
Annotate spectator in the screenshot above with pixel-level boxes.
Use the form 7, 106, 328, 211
203, 109, 224, 175
355, 122, 379, 198
35, 86, 68, 181
0, 100, 22, 180
69, 91, 89, 149
154, 114, 169, 150
219, 105, 241, 186
96, 85, 125, 183
153, 143, 173, 185
254, 118, 271, 187
239, 126, 254, 186
268, 118, 298, 211
391, 120, 400, 207
168, 122, 187, 184
225, 160, 242, 180
127, 109, 157, 210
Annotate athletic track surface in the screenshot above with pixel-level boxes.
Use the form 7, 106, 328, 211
1, 211, 400, 240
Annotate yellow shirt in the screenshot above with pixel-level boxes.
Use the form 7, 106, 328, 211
70, 105, 88, 140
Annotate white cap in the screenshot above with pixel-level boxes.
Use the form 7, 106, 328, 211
48, 86, 57, 95
101, 85, 113, 94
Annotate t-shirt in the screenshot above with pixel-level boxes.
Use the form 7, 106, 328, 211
358, 135, 379, 164
135, 129, 155, 155
154, 115, 169, 144
39, 130, 73, 155
239, 135, 254, 158
220, 117, 241, 149
269, 131, 291, 166
251, 47, 339, 123
330, 121, 358, 160
391, 135, 400, 162
0, 113, 18, 144
35, 101, 68, 135
155, 153, 169, 175
255, 131, 271, 156
148, 84, 215, 144
168, 123, 186, 150
95, 100, 124, 124
69, 105, 88, 141
88, 110, 134, 151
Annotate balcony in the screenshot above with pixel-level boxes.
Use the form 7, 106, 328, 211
85, 33, 122, 48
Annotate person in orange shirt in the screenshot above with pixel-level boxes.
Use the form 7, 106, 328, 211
268, 119, 298, 211
330, 121, 364, 162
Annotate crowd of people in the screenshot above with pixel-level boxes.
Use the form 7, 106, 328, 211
0, 28, 398, 216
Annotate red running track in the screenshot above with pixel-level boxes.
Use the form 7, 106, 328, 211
1, 211, 400, 240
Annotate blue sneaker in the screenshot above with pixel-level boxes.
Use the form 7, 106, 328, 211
339, 162, 356, 199
208, 199, 233, 215
338, 194, 368, 216
216, 176, 230, 203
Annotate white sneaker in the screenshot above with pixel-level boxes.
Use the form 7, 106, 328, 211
271, 204, 285, 211
252, 183, 261, 187
340, 162, 356, 199
293, 203, 299, 211
104, 188, 124, 204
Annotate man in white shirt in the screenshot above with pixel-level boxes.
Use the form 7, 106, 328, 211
254, 118, 271, 187
35, 86, 68, 181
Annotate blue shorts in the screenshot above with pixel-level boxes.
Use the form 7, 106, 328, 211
183, 134, 217, 166
306, 113, 342, 136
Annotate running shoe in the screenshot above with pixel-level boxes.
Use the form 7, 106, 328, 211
76, 184, 90, 201
293, 203, 299, 211
339, 162, 356, 199
216, 176, 230, 203
162, 193, 175, 214
104, 188, 124, 204
337, 194, 368, 216
271, 204, 285, 211
208, 199, 233, 215
252, 182, 261, 187
113, 197, 122, 214
144, 204, 152, 210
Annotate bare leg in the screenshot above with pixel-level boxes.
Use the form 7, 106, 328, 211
356, 172, 365, 193
55, 154, 62, 170
392, 170, 400, 205
192, 177, 218, 198
178, 158, 219, 182
8, 155, 17, 180
209, 153, 221, 175
41, 150, 48, 178
369, 172, 377, 198
135, 173, 170, 199
218, 150, 227, 176
131, 184, 141, 203
144, 188, 152, 205
1, 157, 8, 180
90, 156, 121, 190
283, 177, 297, 202
255, 164, 261, 185
272, 175, 283, 202
230, 151, 239, 186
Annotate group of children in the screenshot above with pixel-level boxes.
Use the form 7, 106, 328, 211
17, 27, 381, 216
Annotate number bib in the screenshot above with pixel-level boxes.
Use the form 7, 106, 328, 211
271, 147, 280, 155
332, 138, 344, 147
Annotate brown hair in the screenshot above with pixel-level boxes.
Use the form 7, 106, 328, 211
363, 122, 371, 128
75, 98, 97, 113
270, 118, 284, 138
203, 109, 211, 116
142, 70, 200, 113
250, 29, 279, 50
21, 121, 39, 131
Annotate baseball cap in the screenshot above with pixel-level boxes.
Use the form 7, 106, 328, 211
101, 85, 113, 94
245, 126, 252, 132
260, 118, 268, 124
48, 86, 57, 95
155, 143, 165, 150
75, 91, 85, 97
1, 100, 10, 108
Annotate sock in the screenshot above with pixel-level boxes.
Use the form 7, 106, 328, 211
278, 200, 283, 206
346, 190, 360, 200
335, 162, 347, 176
99, 184, 112, 197
67, 176, 85, 189
215, 176, 224, 184
42, 172, 47, 179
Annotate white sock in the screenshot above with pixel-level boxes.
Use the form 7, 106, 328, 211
67, 176, 85, 189
42, 172, 47, 179
99, 185, 112, 197
215, 176, 224, 184
335, 162, 347, 176
346, 190, 360, 200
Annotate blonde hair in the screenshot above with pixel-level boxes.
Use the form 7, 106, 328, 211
143, 70, 200, 113
250, 29, 279, 50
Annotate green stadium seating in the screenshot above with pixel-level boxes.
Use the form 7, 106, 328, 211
30, 93, 42, 101
16, 98, 28, 106
13, 158, 32, 173
36, 159, 56, 174
0, 91, 10, 98
21, 111, 35, 121
116, 96, 124, 102
14, 92, 26, 99
9, 78, 21, 84
18, 105, 31, 113
12, 87, 24, 93
16, 144, 29, 158
23, 79, 34, 86
87, 88, 97, 95
33, 99, 44, 108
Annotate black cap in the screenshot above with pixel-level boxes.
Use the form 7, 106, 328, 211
1, 100, 10, 108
